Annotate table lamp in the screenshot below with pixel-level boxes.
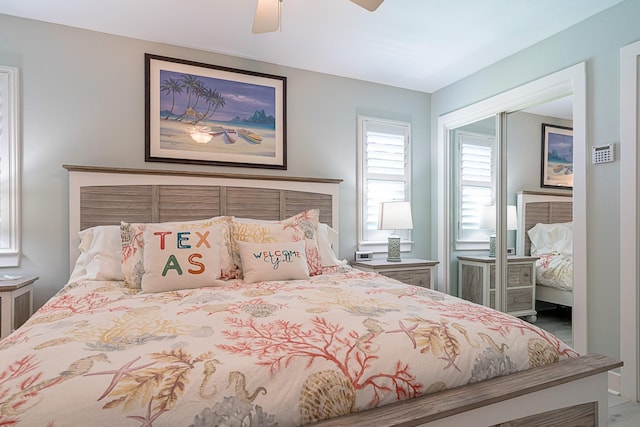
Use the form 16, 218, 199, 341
378, 201, 413, 262
480, 205, 517, 257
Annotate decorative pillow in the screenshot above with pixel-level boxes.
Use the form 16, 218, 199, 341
69, 225, 124, 282
238, 241, 309, 283
231, 210, 322, 276
317, 223, 341, 267
527, 222, 573, 255
140, 221, 223, 293
121, 216, 236, 289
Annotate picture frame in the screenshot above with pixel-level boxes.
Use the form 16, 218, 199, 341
145, 54, 287, 169
540, 123, 573, 189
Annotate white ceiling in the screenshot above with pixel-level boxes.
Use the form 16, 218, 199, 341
0, 0, 623, 93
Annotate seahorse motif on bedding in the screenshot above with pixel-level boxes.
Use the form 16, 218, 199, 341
227, 371, 267, 403
199, 359, 221, 399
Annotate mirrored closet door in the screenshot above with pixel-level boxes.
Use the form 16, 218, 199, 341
445, 99, 574, 347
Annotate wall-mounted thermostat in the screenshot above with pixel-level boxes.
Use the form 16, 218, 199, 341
592, 143, 615, 164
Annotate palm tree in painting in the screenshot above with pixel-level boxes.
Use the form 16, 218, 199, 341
159, 77, 183, 120
191, 88, 226, 126
206, 90, 226, 121
186, 81, 208, 123
175, 74, 205, 122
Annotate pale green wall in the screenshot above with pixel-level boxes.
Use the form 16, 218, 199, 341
0, 14, 430, 308
431, 0, 640, 358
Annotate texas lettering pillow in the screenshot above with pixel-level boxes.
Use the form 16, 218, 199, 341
140, 221, 224, 293
121, 216, 236, 289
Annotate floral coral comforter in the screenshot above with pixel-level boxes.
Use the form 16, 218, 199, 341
0, 268, 577, 426
536, 254, 573, 291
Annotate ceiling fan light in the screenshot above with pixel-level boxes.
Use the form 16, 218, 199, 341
252, 0, 281, 34
350, 0, 384, 12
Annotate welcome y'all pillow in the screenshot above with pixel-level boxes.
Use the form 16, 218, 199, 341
238, 241, 309, 283
231, 209, 322, 277
121, 216, 236, 290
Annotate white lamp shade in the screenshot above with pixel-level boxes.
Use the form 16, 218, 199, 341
479, 205, 517, 230
378, 201, 413, 230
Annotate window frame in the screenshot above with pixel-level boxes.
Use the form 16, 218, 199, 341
454, 129, 496, 250
0, 66, 21, 266
356, 115, 412, 253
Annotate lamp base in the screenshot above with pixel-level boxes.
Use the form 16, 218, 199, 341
387, 235, 401, 262
488, 234, 496, 257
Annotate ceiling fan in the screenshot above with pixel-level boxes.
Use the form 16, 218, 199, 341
252, 0, 385, 34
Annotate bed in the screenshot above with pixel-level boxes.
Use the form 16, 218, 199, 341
517, 191, 574, 308
0, 166, 619, 426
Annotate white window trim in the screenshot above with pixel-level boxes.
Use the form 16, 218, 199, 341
0, 66, 21, 266
356, 115, 412, 254
454, 129, 495, 251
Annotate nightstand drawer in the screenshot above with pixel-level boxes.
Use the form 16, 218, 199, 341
507, 264, 534, 287
506, 288, 534, 312
351, 259, 439, 289
489, 264, 534, 288
380, 269, 431, 288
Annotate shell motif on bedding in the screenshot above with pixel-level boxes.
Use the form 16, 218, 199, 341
299, 370, 356, 424
241, 302, 280, 318
469, 346, 518, 383
527, 337, 560, 367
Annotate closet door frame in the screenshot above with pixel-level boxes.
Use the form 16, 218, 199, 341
620, 39, 640, 402
436, 63, 587, 355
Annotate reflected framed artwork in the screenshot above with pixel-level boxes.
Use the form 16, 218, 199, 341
540, 123, 573, 189
145, 54, 287, 169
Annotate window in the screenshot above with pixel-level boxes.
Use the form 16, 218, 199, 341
0, 66, 21, 266
455, 130, 495, 249
357, 116, 411, 251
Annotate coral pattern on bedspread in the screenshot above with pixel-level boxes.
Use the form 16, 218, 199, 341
0, 268, 577, 426
536, 254, 573, 291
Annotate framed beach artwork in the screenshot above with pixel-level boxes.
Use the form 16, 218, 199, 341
145, 54, 287, 169
540, 123, 573, 189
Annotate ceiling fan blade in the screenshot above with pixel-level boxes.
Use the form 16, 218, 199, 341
252, 0, 281, 34
350, 0, 384, 12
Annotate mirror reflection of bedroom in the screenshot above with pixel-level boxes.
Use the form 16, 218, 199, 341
512, 98, 574, 347
451, 96, 574, 347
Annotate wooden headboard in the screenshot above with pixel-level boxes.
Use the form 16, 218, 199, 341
516, 190, 572, 256
65, 165, 342, 269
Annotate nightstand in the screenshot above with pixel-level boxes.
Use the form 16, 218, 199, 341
351, 258, 438, 289
457, 256, 537, 321
0, 276, 38, 339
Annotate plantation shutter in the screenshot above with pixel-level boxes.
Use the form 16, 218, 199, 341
358, 117, 411, 245
457, 131, 495, 242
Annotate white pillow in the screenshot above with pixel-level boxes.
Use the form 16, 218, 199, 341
527, 222, 573, 255
140, 221, 225, 293
238, 241, 309, 283
69, 225, 124, 282
317, 223, 341, 267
